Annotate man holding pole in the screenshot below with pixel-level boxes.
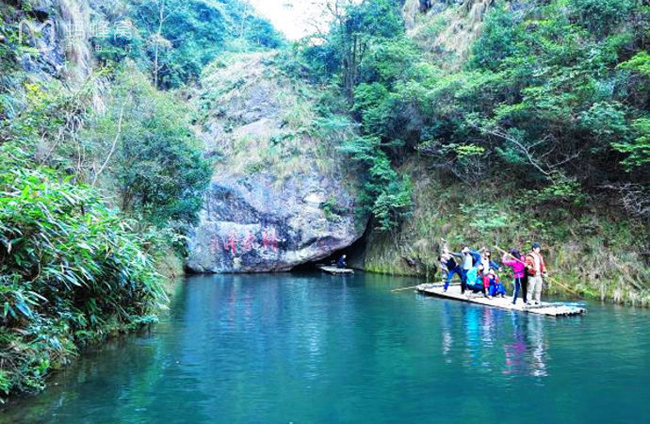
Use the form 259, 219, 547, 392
525, 242, 547, 305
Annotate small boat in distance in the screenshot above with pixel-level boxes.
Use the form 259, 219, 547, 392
416, 283, 586, 317
319, 266, 354, 275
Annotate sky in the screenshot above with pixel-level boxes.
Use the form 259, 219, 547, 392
248, 0, 329, 40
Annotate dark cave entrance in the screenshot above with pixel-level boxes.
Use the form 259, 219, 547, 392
291, 223, 373, 272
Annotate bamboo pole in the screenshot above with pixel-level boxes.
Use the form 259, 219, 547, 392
494, 245, 581, 297
391, 285, 422, 292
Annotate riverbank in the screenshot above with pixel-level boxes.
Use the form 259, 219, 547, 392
358, 162, 650, 306
0, 146, 185, 402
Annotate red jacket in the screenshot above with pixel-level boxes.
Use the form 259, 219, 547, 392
525, 252, 546, 276
482, 274, 499, 288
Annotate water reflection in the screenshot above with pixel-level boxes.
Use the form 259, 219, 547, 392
442, 303, 549, 378
441, 302, 453, 362
503, 313, 527, 376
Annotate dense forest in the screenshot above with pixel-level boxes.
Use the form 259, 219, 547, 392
1, 0, 649, 401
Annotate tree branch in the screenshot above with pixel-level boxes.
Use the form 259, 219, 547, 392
92, 107, 124, 187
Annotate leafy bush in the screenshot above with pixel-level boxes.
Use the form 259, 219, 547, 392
339, 136, 412, 231
613, 118, 650, 170
124, 0, 283, 89
84, 66, 212, 228
0, 144, 165, 397
459, 203, 510, 231
569, 0, 636, 37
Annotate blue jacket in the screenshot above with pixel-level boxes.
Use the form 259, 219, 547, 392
465, 267, 482, 287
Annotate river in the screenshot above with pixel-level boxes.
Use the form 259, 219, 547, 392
2, 272, 649, 423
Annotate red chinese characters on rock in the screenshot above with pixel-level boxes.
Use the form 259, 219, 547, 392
262, 227, 278, 252
241, 231, 256, 253
224, 230, 238, 256
219, 227, 279, 258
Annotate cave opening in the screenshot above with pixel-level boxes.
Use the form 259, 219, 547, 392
291, 223, 372, 272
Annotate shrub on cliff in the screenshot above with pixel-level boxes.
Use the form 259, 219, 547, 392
83, 65, 213, 229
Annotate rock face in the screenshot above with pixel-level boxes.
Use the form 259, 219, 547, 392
186, 53, 365, 273
12, 0, 93, 80
187, 174, 361, 273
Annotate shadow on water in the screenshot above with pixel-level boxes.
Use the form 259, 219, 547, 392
2, 272, 649, 423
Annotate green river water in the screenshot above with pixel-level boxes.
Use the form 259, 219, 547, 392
2, 272, 649, 423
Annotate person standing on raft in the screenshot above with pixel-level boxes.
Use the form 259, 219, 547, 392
502, 248, 526, 305
480, 249, 500, 273
337, 254, 347, 269
525, 243, 547, 305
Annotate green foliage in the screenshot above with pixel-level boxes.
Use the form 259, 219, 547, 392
613, 118, 650, 170
619, 51, 650, 76
469, 3, 522, 71
359, 38, 419, 86
579, 102, 630, 148
323, 195, 344, 222
323, 0, 650, 194
88, 0, 282, 89
353, 82, 391, 134
459, 0, 649, 186
302, 0, 404, 98
293, 1, 415, 230
519, 177, 590, 207
459, 203, 510, 231
84, 65, 212, 227
569, 0, 636, 37
339, 136, 412, 231
124, 0, 283, 88
2, 64, 211, 230
0, 145, 165, 397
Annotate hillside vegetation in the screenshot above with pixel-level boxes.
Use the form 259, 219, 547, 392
291, 0, 650, 304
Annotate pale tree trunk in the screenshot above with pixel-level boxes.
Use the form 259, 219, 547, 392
240, 1, 250, 39
153, 0, 165, 88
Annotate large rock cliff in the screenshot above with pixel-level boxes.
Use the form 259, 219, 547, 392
186, 53, 365, 273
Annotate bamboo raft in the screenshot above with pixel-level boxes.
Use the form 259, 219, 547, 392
416, 283, 587, 317
320, 266, 354, 275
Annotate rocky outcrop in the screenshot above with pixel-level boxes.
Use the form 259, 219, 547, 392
6, 0, 94, 82
187, 174, 361, 273
186, 53, 365, 273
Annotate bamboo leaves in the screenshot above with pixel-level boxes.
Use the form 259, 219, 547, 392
0, 142, 165, 396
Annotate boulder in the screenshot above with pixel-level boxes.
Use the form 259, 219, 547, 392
186, 53, 366, 273
186, 174, 362, 273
